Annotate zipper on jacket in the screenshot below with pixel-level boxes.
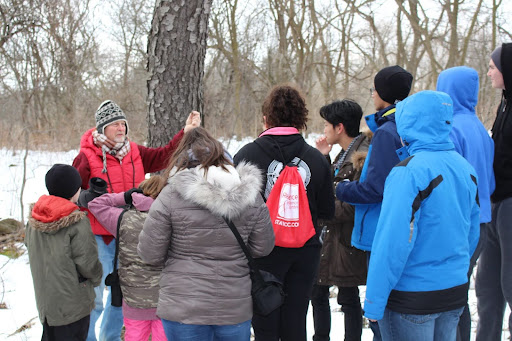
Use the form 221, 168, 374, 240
498, 94, 508, 133
359, 208, 369, 242
409, 220, 414, 242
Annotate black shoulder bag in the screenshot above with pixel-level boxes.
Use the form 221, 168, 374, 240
223, 217, 285, 316
104, 209, 127, 307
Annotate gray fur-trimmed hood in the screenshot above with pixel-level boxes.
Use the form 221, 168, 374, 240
167, 161, 263, 220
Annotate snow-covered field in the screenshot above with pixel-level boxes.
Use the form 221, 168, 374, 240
0, 137, 508, 340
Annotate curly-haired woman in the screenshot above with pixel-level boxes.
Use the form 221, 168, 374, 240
234, 84, 335, 341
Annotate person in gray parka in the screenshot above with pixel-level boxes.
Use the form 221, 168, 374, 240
26, 164, 102, 341
137, 127, 275, 341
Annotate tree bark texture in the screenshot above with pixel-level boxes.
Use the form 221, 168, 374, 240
147, 0, 211, 147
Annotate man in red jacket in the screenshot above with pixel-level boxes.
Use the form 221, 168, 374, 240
73, 100, 200, 341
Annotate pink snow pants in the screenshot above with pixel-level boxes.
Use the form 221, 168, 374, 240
124, 317, 167, 341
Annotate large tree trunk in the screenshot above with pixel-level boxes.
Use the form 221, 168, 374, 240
147, 0, 211, 147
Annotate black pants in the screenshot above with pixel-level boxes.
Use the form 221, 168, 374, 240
311, 284, 363, 341
41, 315, 90, 341
252, 246, 321, 341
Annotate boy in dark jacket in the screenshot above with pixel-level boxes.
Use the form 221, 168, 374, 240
312, 99, 369, 341
25, 164, 102, 341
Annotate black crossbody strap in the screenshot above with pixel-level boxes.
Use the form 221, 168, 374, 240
223, 217, 265, 283
112, 208, 129, 273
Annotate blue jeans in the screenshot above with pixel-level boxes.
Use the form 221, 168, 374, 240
87, 236, 124, 341
379, 307, 464, 341
161, 319, 251, 341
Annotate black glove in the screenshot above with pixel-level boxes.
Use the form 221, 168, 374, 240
124, 188, 143, 205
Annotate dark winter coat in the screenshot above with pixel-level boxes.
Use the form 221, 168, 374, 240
491, 42, 512, 202
138, 162, 275, 325
25, 195, 102, 326
317, 134, 370, 287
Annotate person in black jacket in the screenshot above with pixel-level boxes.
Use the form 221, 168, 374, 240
234, 84, 335, 341
475, 42, 512, 341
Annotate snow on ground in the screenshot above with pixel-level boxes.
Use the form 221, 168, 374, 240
0, 137, 509, 340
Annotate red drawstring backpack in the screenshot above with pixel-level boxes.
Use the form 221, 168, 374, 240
258, 140, 315, 248
265, 164, 315, 247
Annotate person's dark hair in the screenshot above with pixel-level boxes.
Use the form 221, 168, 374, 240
164, 127, 232, 177
262, 84, 308, 130
319, 99, 363, 138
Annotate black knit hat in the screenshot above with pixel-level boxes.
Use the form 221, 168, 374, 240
374, 65, 413, 104
491, 46, 503, 73
45, 164, 82, 199
95, 100, 129, 135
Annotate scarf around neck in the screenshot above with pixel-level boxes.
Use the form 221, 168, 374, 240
92, 129, 131, 173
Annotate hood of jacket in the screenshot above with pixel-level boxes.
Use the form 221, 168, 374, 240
436, 66, 479, 116
168, 161, 263, 220
350, 130, 372, 172
29, 195, 86, 233
351, 150, 368, 173
396, 90, 455, 155
364, 105, 396, 133
253, 133, 307, 164
80, 128, 100, 155
502, 43, 512, 100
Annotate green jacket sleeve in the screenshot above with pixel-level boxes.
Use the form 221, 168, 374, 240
71, 218, 103, 286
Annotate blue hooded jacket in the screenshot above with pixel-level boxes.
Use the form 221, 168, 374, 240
363, 91, 480, 320
437, 66, 495, 223
336, 105, 402, 251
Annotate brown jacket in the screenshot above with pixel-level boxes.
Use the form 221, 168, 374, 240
317, 133, 370, 287
137, 162, 275, 325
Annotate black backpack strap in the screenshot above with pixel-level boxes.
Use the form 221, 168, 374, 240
290, 143, 310, 166
112, 208, 129, 274
223, 217, 265, 283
